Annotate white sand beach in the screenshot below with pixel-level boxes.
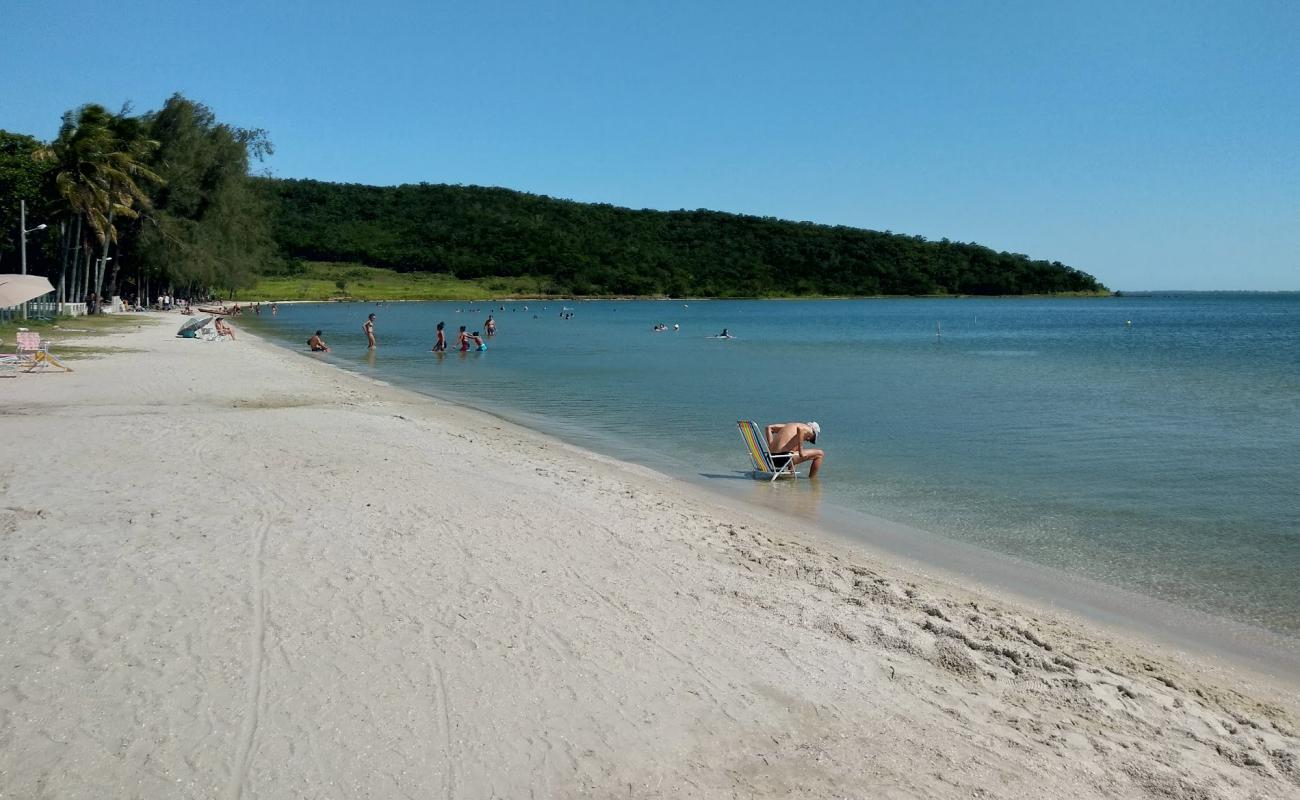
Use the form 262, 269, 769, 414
2, 315, 1297, 799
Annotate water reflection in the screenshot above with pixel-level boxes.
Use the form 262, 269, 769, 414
742, 476, 825, 523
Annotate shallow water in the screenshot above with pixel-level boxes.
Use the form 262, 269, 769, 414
245, 294, 1300, 639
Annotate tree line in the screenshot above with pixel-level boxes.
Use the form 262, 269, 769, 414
254, 179, 1107, 296
3, 93, 1107, 304
0, 94, 274, 306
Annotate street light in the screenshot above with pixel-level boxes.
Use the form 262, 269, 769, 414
19, 199, 48, 320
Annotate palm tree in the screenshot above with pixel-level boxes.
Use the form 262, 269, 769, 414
35, 104, 162, 303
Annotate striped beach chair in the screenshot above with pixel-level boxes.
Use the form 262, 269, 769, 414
737, 420, 799, 482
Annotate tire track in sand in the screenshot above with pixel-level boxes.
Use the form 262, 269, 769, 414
224, 486, 278, 800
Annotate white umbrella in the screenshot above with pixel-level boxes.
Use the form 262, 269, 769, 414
0, 275, 55, 308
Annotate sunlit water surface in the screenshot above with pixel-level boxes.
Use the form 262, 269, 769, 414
245, 294, 1300, 641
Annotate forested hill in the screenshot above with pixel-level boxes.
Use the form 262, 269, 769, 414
253, 177, 1107, 297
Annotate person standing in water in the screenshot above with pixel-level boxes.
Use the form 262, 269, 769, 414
363, 313, 377, 349
432, 321, 447, 352
456, 325, 470, 352
469, 331, 487, 351
484, 315, 497, 336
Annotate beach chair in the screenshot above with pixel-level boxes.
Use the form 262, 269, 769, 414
16, 331, 72, 372
737, 420, 799, 482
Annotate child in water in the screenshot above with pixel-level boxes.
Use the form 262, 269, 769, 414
469, 331, 487, 351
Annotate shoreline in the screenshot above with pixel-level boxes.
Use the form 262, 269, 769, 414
249, 310, 1300, 681
3, 314, 1297, 797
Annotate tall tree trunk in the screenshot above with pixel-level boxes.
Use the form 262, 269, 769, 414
109, 252, 123, 298
82, 242, 92, 304
94, 211, 114, 303
69, 216, 83, 302
57, 221, 70, 306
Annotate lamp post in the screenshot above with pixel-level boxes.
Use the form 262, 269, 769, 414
19, 199, 49, 320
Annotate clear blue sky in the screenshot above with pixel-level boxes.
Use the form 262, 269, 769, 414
2, 0, 1296, 290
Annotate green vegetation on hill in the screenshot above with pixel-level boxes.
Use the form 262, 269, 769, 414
254, 178, 1108, 297
5, 91, 1107, 304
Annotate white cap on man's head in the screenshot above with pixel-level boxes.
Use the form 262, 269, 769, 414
809, 421, 821, 442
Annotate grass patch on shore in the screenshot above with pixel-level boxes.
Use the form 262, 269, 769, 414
234, 262, 1117, 303
234, 262, 550, 302
1, 313, 149, 358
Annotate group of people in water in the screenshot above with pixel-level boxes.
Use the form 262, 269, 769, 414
305, 312, 497, 354
304, 309, 740, 352
296, 308, 822, 475
650, 323, 734, 338
431, 319, 491, 352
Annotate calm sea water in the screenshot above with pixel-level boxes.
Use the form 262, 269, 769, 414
245, 295, 1300, 640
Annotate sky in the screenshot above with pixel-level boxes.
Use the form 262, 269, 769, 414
1, 0, 1296, 290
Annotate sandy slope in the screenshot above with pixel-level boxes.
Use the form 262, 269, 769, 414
1, 315, 1297, 799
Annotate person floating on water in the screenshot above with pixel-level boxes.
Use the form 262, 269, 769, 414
765, 421, 824, 478
718, 328, 733, 338
307, 330, 330, 352
363, 313, 377, 349
432, 321, 447, 351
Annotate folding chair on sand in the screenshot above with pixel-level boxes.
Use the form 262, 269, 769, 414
737, 419, 800, 481
16, 331, 72, 372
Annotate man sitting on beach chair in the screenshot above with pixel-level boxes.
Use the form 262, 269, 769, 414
765, 421, 824, 477
739, 420, 798, 481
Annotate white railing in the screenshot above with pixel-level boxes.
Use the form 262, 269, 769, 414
24, 301, 89, 317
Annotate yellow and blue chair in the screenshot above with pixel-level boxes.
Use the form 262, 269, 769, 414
737, 419, 799, 481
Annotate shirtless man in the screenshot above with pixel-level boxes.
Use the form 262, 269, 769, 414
307, 330, 330, 352
363, 313, 377, 349
765, 421, 824, 477
215, 318, 237, 340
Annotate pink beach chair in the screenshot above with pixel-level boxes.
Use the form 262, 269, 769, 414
15, 331, 72, 372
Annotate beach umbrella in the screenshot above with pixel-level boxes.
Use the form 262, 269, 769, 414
177, 316, 212, 336
0, 274, 55, 308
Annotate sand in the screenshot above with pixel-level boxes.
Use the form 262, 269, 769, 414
2, 314, 1297, 799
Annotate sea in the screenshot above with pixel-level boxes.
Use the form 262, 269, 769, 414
244, 294, 1300, 664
